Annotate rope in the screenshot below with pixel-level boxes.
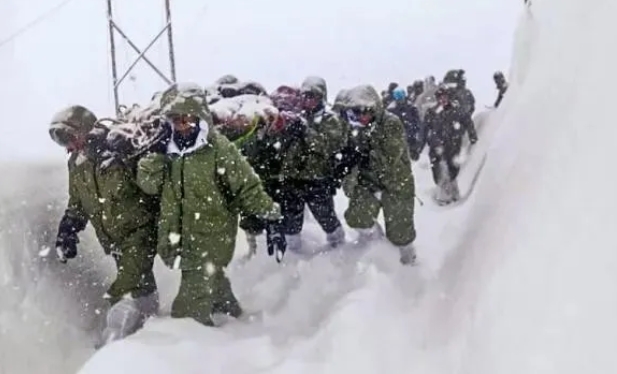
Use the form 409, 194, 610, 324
0, 0, 79, 49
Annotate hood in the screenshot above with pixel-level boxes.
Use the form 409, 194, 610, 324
332, 89, 351, 112
159, 82, 214, 125
300, 76, 328, 100
344, 84, 384, 118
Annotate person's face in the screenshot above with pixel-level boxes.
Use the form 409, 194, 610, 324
168, 113, 199, 135
301, 91, 321, 111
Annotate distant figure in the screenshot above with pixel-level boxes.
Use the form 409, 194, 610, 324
493, 71, 508, 108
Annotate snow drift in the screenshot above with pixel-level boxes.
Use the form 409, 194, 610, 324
0, 164, 113, 374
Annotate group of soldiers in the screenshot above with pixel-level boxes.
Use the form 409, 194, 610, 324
378, 69, 508, 204
46, 67, 508, 347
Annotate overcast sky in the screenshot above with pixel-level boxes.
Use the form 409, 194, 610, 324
0, 0, 520, 162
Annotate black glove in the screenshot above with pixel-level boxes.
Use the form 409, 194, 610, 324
55, 232, 78, 263
55, 213, 86, 263
265, 222, 286, 263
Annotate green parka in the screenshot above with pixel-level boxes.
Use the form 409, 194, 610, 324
137, 125, 276, 270
340, 85, 417, 246
50, 105, 159, 303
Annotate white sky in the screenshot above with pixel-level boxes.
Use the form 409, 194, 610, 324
0, 0, 520, 162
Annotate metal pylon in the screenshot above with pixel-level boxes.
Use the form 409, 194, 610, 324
106, 0, 177, 117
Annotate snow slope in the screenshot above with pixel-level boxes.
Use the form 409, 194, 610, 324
77, 0, 617, 373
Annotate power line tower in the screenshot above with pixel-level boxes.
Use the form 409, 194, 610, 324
106, 0, 177, 117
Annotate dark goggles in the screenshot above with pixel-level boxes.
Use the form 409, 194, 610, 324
301, 91, 321, 100
49, 124, 78, 147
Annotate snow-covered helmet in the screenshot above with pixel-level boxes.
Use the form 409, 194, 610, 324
160, 83, 209, 117
49, 105, 97, 147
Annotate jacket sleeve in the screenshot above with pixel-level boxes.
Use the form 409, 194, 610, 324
215, 134, 275, 216
59, 168, 89, 236
379, 116, 413, 193
136, 153, 168, 196
305, 113, 346, 157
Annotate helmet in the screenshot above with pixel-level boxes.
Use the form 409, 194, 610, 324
443, 69, 466, 85
49, 105, 97, 147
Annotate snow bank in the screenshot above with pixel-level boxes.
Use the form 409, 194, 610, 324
418, 1, 617, 372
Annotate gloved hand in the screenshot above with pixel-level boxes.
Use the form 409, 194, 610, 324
55, 232, 78, 263
265, 223, 286, 263
54, 213, 87, 263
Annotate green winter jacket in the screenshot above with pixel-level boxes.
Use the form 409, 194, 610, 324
283, 110, 347, 181
342, 85, 416, 246
137, 125, 276, 270
347, 94, 413, 195
66, 154, 158, 253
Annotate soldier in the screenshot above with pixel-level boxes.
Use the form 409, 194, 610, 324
386, 88, 424, 160
493, 71, 509, 108
278, 76, 348, 252
49, 105, 160, 346
137, 83, 282, 326
424, 85, 478, 205
338, 85, 417, 265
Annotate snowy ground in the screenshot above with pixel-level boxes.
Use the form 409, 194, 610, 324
5, 0, 617, 372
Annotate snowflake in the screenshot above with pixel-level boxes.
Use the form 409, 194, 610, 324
168, 232, 181, 245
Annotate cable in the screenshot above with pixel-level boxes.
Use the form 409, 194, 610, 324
0, 0, 79, 49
